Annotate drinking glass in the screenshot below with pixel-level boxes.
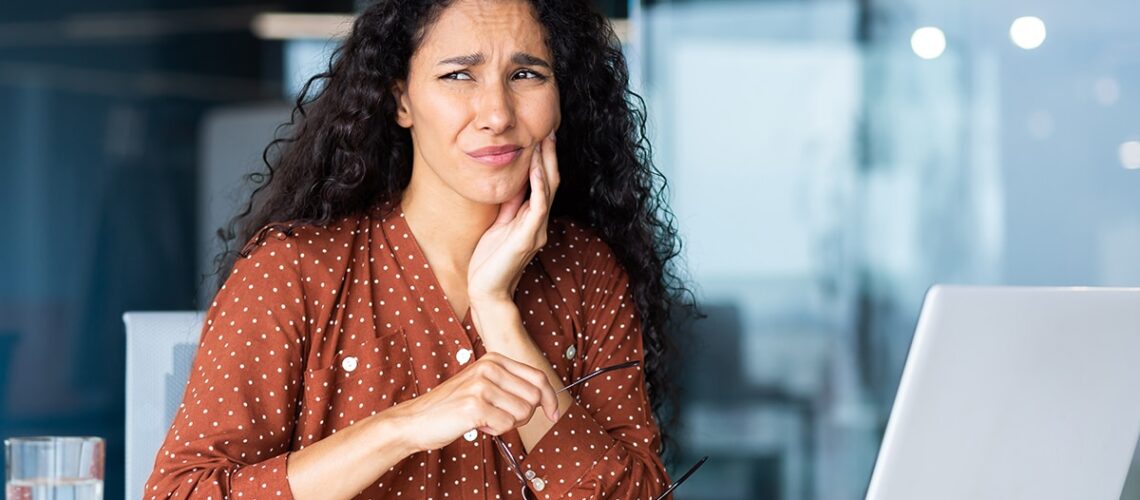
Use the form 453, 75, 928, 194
5, 436, 104, 500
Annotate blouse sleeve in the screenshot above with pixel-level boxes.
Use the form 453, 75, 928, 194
518, 234, 671, 499
143, 230, 307, 499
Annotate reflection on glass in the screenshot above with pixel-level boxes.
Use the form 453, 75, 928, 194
642, 0, 1139, 498
911, 27, 947, 60
1009, 16, 1047, 50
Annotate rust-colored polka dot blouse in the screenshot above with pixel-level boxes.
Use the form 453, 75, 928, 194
144, 202, 671, 499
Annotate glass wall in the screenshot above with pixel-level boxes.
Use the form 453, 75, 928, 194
2, 0, 1137, 498
634, 0, 1140, 498
0, 2, 307, 497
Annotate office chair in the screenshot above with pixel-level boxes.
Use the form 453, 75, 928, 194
122, 311, 204, 500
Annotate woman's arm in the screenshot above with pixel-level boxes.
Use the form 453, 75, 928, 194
464, 133, 670, 496
471, 233, 672, 499
143, 233, 309, 499
287, 351, 560, 499
283, 413, 411, 500
145, 231, 558, 500
469, 299, 574, 450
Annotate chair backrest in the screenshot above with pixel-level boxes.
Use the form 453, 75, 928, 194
123, 311, 204, 500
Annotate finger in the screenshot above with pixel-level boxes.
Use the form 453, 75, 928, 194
479, 380, 537, 425
495, 183, 527, 227
523, 140, 551, 204
536, 166, 552, 238
529, 139, 544, 173
542, 133, 560, 200
494, 357, 560, 421
539, 157, 552, 206
525, 135, 557, 240
470, 363, 536, 419
537, 375, 559, 422
516, 198, 533, 229
533, 142, 551, 202
484, 364, 545, 415
476, 400, 519, 436
525, 153, 549, 227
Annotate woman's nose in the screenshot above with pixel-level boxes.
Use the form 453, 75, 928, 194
473, 82, 516, 133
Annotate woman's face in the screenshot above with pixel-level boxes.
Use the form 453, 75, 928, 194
394, 0, 561, 206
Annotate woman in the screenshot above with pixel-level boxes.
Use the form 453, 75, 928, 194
145, 0, 694, 498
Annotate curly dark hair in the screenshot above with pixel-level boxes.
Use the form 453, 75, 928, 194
213, 0, 699, 461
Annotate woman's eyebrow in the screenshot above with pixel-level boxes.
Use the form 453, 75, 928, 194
513, 52, 551, 69
437, 52, 551, 69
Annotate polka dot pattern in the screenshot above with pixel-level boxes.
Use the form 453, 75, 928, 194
143, 203, 670, 498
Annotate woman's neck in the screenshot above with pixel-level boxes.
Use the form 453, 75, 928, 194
399, 168, 498, 276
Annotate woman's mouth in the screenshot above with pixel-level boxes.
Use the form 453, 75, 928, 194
466, 148, 522, 167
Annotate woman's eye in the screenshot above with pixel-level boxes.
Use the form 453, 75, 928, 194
440, 70, 546, 81
514, 69, 547, 80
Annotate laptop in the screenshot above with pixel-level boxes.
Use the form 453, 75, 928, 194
865, 285, 1140, 500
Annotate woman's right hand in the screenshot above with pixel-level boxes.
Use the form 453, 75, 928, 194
381, 352, 560, 453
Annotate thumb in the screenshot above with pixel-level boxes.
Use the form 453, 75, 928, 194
494, 184, 527, 227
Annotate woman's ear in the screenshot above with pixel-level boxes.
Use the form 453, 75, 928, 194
391, 80, 412, 128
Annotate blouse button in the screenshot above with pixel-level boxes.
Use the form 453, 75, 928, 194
463, 429, 478, 442
524, 470, 536, 480
564, 345, 577, 360
530, 477, 546, 492
456, 348, 473, 365
341, 356, 358, 372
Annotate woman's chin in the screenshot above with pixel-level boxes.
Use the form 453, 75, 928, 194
462, 176, 529, 206
467, 190, 522, 207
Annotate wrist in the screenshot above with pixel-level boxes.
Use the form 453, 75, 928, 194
467, 292, 514, 308
365, 411, 419, 457
468, 300, 525, 342
468, 297, 521, 329
481, 330, 536, 355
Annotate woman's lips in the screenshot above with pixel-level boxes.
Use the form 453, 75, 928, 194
466, 148, 522, 167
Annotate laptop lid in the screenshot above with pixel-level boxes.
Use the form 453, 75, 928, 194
866, 285, 1140, 500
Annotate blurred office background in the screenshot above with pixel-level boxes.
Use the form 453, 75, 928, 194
1, 0, 1137, 498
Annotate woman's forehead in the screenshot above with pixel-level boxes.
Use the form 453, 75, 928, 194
416, 0, 551, 62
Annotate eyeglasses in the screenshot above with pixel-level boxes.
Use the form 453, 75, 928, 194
490, 360, 707, 499
654, 455, 708, 500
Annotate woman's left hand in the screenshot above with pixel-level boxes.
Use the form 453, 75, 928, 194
467, 132, 559, 304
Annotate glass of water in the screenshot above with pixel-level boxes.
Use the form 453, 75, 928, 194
5, 436, 104, 500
